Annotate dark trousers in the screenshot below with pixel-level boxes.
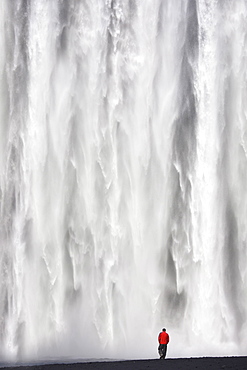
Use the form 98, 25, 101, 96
158, 344, 167, 359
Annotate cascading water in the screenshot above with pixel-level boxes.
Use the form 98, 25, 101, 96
0, 0, 247, 363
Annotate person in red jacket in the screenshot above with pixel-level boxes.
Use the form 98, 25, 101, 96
158, 328, 169, 359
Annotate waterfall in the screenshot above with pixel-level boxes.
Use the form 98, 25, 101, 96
0, 0, 247, 362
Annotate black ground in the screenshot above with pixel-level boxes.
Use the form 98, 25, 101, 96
1, 357, 247, 370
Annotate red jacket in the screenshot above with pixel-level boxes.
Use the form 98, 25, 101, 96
158, 331, 169, 344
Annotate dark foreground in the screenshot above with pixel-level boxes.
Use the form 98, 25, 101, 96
1, 357, 247, 370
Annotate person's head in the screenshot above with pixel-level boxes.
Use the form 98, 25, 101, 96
162, 328, 166, 332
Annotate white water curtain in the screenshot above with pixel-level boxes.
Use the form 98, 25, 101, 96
0, 0, 247, 362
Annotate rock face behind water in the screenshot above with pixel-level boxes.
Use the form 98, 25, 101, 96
0, 0, 247, 362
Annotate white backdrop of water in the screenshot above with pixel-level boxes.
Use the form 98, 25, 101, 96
0, 0, 247, 363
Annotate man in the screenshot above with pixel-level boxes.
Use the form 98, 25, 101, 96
158, 328, 169, 359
